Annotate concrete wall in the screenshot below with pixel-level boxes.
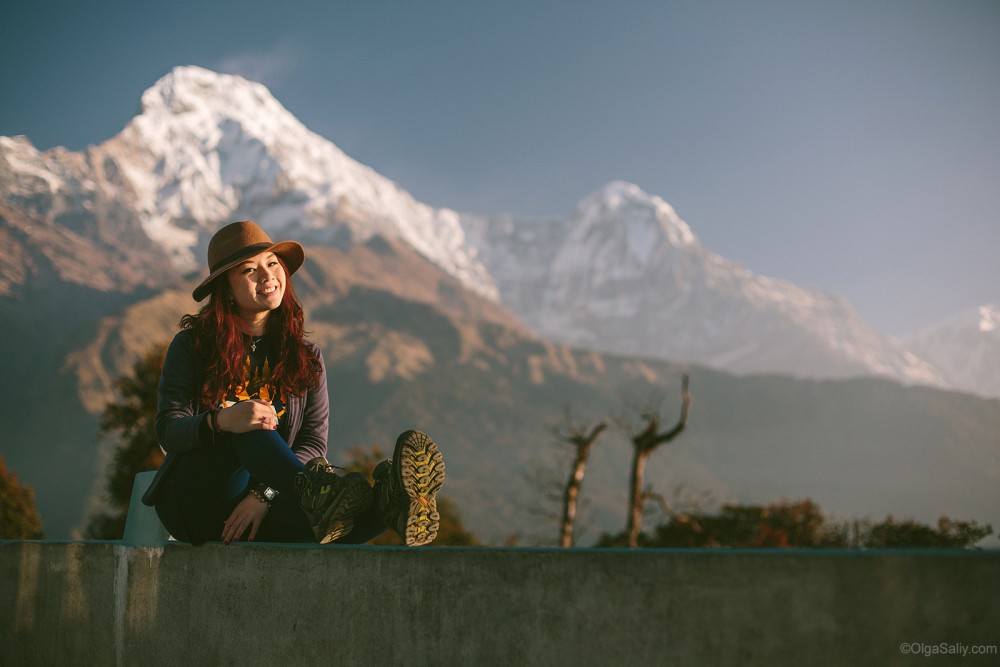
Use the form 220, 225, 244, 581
2, 541, 998, 666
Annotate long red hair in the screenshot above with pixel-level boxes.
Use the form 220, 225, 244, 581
180, 258, 321, 409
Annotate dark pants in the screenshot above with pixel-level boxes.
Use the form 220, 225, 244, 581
155, 430, 388, 545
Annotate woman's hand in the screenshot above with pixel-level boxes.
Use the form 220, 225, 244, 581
222, 493, 269, 544
216, 399, 278, 433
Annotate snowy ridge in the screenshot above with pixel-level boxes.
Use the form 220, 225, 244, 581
0, 136, 79, 222
906, 305, 1000, 398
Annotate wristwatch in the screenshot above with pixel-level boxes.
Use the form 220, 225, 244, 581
251, 484, 278, 507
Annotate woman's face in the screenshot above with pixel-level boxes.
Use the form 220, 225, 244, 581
226, 251, 286, 321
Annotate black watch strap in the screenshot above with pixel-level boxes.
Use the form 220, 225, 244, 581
250, 483, 278, 507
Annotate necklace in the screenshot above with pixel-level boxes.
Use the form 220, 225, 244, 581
250, 335, 264, 353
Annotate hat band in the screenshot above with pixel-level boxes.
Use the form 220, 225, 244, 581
209, 242, 275, 273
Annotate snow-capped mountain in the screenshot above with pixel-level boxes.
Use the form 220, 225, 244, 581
463, 181, 947, 386
0, 65, 497, 299
906, 305, 1000, 398
0, 65, 958, 389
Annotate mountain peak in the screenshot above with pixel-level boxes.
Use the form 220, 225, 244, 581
134, 65, 304, 147
140, 66, 278, 118
576, 180, 698, 249
912, 303, 1000, 340
592, 179, 645, 200
979, 304, 999, 334
583, 180, 652, 208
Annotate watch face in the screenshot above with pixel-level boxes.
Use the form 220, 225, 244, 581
264, 487, 277, 501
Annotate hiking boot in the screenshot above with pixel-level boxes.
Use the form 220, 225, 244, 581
294, 457, 373, 544
373, 430, 445, 546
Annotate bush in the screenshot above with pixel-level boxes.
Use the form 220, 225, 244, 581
597, 498, 992, 549
0, 455, 44, 539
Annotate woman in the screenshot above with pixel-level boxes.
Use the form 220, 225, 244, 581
150, 220, 445, 546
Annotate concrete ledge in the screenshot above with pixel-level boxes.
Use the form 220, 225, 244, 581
2, 541, 998, 666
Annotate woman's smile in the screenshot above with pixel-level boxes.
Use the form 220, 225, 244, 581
227, 251, 287, 323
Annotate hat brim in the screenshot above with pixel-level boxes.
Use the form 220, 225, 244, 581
192, 240, 304, 301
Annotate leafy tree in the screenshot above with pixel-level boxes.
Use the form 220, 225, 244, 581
598, 498, 843, 548
856, 516, 993, 548
0, 455, 44, 539
85, 346, 167, 539
658, 499, 845, 548
597, 498, 992, 549
343, 444, 481, 546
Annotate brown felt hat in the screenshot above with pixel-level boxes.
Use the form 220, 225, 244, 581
192, 221, 304, 301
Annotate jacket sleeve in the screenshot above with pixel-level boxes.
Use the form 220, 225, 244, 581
156, 330, 213, 454
288, 342, 329, 464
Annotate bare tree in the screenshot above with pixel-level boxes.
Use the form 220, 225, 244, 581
623, 373, 691, 548
555, 409, 608, 547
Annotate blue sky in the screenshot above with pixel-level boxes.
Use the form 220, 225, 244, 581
2, 1, 998, 336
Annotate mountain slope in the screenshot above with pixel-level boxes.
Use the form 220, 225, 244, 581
17, 237, 525, 536
20, 239, 1000, 544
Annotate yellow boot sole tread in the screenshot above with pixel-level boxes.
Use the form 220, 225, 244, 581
397, 430, 445, 546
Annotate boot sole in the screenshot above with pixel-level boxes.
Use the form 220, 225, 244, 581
395, 430, 445, 546
316, 473, 373, 544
